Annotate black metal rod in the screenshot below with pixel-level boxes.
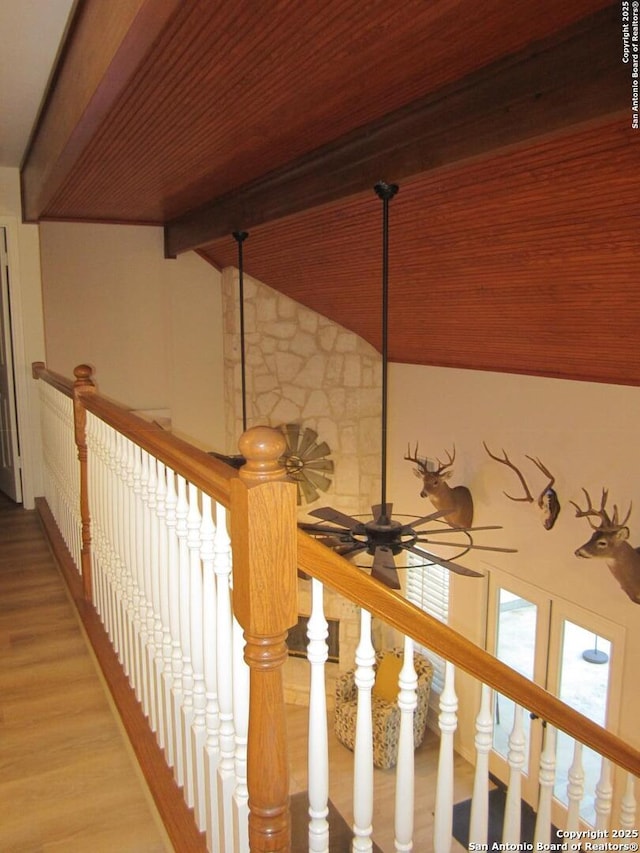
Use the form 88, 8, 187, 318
373, 182, 398, 522
233, 230, 249, 434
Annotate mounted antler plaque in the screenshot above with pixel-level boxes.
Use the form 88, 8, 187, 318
571, 488, 640, 604
404, 443, 473, 528
483, 442, 560, 530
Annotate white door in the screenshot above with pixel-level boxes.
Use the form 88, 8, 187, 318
0, 227, 22, 502
487, 570, 624, 825
487, 575, 550, 808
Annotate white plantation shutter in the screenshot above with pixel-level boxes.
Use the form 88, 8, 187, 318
405, 551, 449, 694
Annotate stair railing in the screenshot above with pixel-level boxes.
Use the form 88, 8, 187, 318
32, 361, 640, 852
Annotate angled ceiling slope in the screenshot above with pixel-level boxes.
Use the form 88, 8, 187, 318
22, 0, 640, 386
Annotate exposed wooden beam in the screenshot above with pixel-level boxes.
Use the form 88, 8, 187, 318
21, 0, 183, 223
165, 4, 626, 257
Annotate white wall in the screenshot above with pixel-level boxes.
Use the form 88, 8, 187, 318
388, 363, 640, 754
0, 166, 46, 506
39, 221, 226, 452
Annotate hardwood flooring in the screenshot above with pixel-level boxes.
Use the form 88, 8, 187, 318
0, 493, 172, 853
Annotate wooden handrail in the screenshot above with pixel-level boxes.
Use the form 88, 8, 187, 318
32, 361, 74, 397
34, 361, 236, 506
298, 530, 640, 778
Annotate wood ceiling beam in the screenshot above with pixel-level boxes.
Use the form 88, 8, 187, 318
20, 0, 183, 223
165, 4, 627, 257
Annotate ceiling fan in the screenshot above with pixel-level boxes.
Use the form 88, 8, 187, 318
299, 182, 515, 589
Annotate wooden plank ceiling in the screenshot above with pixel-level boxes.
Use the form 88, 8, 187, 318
21, 0, 640, 386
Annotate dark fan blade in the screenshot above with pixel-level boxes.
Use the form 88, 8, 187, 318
404, 510, 451, 528
414, 524, 503, 535
371, 503, 393, 523
371, 545, 402, 589
336, 543, 369, 558
415, 539, 517, 554
309, 506, 363, 530
299, 522, 358, 537
404, 545, 483, 577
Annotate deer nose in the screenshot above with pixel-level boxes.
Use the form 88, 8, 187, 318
575, 548, 588, 558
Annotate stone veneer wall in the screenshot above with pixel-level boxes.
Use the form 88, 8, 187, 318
222, 266, 383, 704
221, 267, 382, 518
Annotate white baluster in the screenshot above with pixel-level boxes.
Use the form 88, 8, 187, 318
307, 578, 329, 853
121, 436, 136, 685
188, 482, 206, 829
434, 661, 457, 853
145, 451, 159, 733
159, 463, 175, 768
132, 443, 147, 708
203, 498, 221, 852
619, 772, 637, 829
232, 611, 249, 853
395, 637, 417, 853
115, 431, 129, 674
595, 758, 613, 831
502, 705, 525, 845
195, 494, 214, 824
352, 608, 375, 853
173, 473, 191, 789
155, 460, 169, 754
565, 740, 585, 833
469, 684, 493, 846
534, 724, 557, 846
150, 457, 165, 748
179, 475, 195, 806
216, 501, 236, 853
167, 468, 185, 786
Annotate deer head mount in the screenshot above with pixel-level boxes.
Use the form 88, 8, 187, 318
571, 488, 640, 604
404, 444, 473, 528
483, 442, 561, 530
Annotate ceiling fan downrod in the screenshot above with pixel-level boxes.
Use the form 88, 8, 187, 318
374, 181, 398, 526
233, 230, 249, 434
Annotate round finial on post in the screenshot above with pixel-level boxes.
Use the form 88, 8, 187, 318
238, 426, 287, 484
73, 364, 95, 391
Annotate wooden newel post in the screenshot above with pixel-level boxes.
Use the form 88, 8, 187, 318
231, 426, 298, 852
73, 364, 95, 603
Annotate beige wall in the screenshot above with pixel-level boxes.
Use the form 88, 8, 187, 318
388, 363, 640, 757
0, 166, 46, 505
39, 221, 226, 452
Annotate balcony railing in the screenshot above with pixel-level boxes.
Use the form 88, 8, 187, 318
32, 361, 640, 852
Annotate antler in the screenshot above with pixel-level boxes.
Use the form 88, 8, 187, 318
435, 445, 456, 475
404, 442, 428, 473
483, 442, 534, 503
570, 488, 632, 530
570, 488, 613, 529
525, 455, 555, 490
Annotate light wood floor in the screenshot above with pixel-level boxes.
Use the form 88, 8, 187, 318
0, 492, 172, 853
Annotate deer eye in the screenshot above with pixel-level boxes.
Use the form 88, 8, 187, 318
597, 538, 608, 548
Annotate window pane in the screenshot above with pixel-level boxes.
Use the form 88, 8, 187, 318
553, 620, 611, 825
492, 591, 537, 764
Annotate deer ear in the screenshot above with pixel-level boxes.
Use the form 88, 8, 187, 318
441, 470, 453, 481
615, 526, 630, 542
412, 468, 423, 479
